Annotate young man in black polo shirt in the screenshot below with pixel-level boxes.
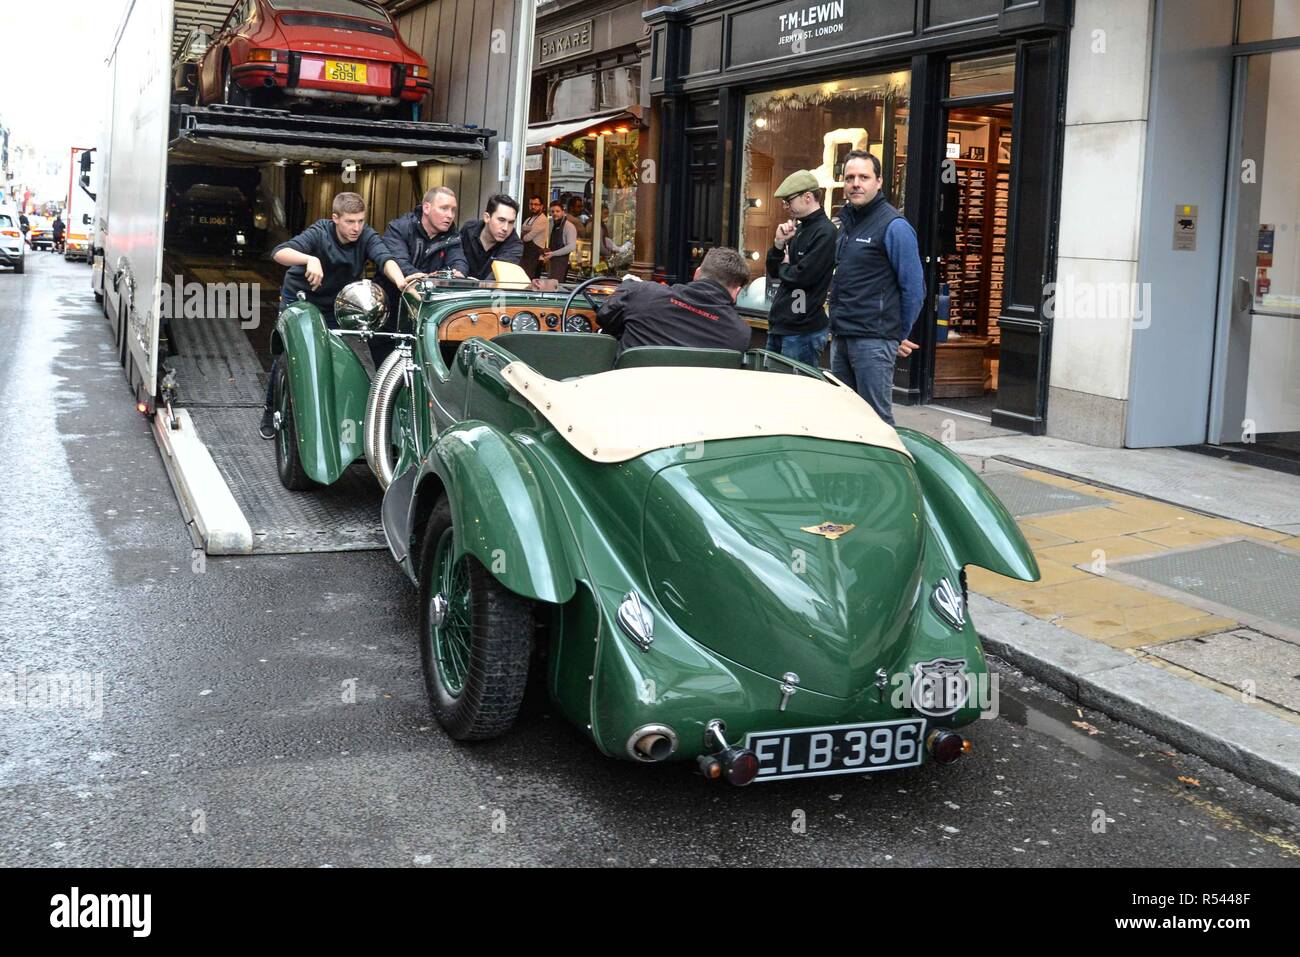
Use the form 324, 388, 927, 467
595, 247, 753, 355
459, 194, 524, 280
259, 191, 413, 438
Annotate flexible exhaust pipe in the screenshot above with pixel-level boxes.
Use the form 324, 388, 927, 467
364, 348, 407, 489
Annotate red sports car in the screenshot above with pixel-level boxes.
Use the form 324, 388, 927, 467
195, 0, 432, 119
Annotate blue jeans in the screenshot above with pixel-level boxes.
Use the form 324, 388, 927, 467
768, 329, 829, 369
831, 335, 900, 425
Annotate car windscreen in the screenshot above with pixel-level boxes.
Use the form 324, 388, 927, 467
0, 215, 12, 228
267, 0, 389, 24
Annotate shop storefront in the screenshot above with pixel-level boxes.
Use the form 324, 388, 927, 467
646, 0, 1072, 433
523, 1, 655, 281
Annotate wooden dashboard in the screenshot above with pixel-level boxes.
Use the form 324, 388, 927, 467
439, 305, 600, 341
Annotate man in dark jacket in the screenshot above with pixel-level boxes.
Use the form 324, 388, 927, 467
596, 247, 753, 355
261, 191, 413, 438
370, 185, 469, 366
765, 169, 836, 368
828, 150, 924, 425
460, 194, 524, 280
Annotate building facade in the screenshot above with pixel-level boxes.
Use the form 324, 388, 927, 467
645, 0, 1073, 433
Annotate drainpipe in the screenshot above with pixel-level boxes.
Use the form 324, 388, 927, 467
506, 0, 537, 198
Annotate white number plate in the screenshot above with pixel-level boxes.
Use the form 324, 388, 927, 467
745, 718, 926, 781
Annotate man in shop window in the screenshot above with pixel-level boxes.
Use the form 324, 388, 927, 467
540, 201, 578, 281
827, 150, 924, 426
459, 194, 524, 281
259, 191, 415, 439
595, 247, 752, 355
519, 195, 548, 277
765, 169, 837, 369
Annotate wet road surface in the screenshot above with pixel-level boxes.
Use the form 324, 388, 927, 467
1, 255, 1298, 866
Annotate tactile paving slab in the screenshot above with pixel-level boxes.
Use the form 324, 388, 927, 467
187, 407, 386, 554
1116, 540, 1300, 632
980, 472, 1110, 518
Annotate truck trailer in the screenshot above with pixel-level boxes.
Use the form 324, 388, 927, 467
96, 0, 492, 555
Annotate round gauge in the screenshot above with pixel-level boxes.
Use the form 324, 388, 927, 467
564, 314, 593, 334
544, 313, 559, 329
510, 311, 540, 332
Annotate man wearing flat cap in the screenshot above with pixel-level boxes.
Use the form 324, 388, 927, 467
765, 169, 837, 368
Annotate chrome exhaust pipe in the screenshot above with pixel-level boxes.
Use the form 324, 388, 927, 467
364, 348, 407, 489
626, 724, 678, 763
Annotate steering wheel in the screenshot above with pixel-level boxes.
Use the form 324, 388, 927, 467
561, 275, 622, 330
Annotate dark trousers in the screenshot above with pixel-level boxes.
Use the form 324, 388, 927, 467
546, 254, 570, 281
521, 241, 543, 278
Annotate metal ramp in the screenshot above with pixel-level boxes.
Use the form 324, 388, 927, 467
164, 304, 385, 555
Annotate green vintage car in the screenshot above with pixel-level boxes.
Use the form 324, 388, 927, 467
269, 276, 1040, 785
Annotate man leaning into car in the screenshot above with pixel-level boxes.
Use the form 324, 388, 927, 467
459, 194, 524, 281
259, 191, 413, 439
369, 185, 470, 366
595, 247, 753, 355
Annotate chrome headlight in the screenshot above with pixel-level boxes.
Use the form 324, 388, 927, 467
334, 279, 387, 331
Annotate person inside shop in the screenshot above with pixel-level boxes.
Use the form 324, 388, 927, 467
259, 191, 414, 439
540, 201, 577, 281
594, 246, 752, 355
519, 195, 548, 277
370, 185, 470, 366
459, 194, 524, 280
828, 150, 923, 426
765, 169, 836, 368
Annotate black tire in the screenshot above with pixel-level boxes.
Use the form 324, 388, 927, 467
417, 496, 534, 741
222, 57, 248, 107
13, 258, 23, 274
272, 359, 319, 490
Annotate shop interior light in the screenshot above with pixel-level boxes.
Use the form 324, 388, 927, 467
745, 197, 762, 209
754, 117, 768, 129
600, 129, 613, 136
746, 250, 761, 261
401, 160, 418, 167
303, 168, 315, 175
615, 126, 630, 133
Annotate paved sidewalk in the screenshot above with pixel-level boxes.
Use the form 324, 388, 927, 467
896, 404, 1300, 802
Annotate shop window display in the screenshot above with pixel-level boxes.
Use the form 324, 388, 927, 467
534, 127, 639, 279
736, 72, 910, 312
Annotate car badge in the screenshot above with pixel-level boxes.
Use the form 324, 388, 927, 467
801, 522, 856, 541
931, 577, 966, 629
910, 657, 969, 717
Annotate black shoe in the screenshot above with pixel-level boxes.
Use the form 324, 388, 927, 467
259, 407, 276, 440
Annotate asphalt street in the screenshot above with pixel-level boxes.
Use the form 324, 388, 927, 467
1, 254, 1298, 867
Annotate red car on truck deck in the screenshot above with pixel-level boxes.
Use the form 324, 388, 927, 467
194, 0, 432, 119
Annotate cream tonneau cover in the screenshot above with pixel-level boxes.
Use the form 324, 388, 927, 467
499, 363, 913, 464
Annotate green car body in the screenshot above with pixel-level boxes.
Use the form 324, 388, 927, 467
271, 280, 1040, 782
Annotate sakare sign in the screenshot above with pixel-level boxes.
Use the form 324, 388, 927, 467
729, 0, 914, 68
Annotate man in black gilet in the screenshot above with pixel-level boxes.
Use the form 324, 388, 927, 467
828, 150, 924, 425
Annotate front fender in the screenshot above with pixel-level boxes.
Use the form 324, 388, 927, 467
273, 302, 370, 485
897, 429, 1039, 583
427, 421, 577, 604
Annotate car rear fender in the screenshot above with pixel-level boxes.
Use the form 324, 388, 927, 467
272, 301, 370, 485
896, 429, 1040, 583
416, 422, 576, 604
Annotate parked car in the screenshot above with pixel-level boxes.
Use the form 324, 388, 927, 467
27, 216, 53, 251
267, 276, 1039, 784
194, 0, 432, 119
0, 211, 25, 273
